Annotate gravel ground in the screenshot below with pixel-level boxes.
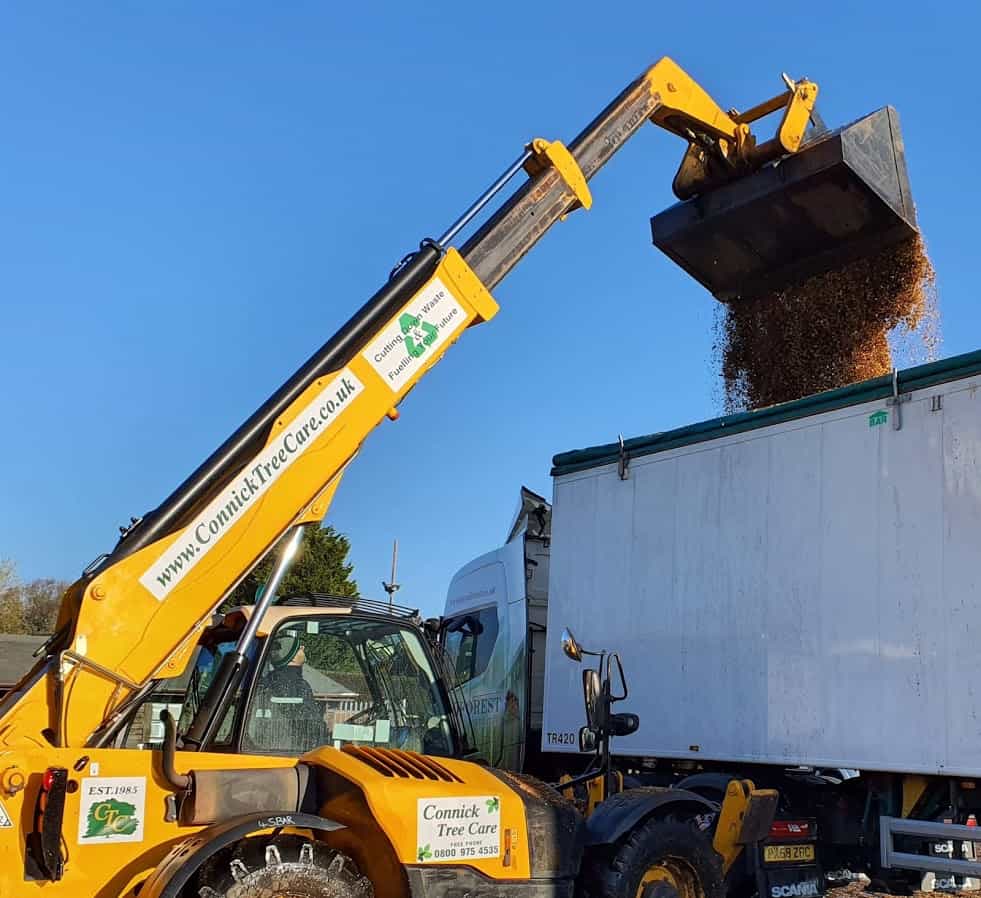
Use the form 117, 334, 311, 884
827, 882, 981, 898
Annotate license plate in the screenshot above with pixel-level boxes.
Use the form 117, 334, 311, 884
764, 845, 816, 863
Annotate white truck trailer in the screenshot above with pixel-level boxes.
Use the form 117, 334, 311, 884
443, 349, 981, 891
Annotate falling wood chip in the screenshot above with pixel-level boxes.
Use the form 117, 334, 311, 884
714, 234, 939, 413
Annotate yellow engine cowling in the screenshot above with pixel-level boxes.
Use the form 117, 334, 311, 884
304, 745, 584, 895
0, 744, 582, 898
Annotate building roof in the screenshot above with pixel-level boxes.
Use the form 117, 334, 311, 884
222, 604, 351, 637
304, 667, 363, 699
0, 634, 47, 686
552, 348, 981, 477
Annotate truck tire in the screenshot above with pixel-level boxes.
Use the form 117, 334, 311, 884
192, 834, 373, 898
581, 815, 725, 898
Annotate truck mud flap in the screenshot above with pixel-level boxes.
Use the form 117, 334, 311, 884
762, 865, 825, 898
753, 818, 824, 898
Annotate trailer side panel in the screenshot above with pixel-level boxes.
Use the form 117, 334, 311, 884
543, 368, 981, 775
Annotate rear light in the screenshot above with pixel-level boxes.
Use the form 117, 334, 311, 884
29, 767, 68, 881
769, 820, 814, 840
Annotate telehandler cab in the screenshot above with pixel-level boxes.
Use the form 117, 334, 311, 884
0, 57, 916, 898
112, 594, 471, 762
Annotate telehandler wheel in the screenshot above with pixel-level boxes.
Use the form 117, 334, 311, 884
581, 815, 725, 898
192, 834, 372, 898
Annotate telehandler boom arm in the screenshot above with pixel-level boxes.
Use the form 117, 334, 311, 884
0, 58, 820, 750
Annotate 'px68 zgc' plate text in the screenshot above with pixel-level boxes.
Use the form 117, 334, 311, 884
764, 845, 816, 863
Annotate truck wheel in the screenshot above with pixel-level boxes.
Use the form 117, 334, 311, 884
582, 816, 725, 898
192, 835, 373, 898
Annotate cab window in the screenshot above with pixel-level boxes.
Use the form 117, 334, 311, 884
442, 607, 499, 685
243, 616, 455, 758
119, 638, 242, 749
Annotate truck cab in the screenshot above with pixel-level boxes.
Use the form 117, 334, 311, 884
442, 487, 552, 775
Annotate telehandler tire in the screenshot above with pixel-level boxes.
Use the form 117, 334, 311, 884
192, 834, 372, 898
580, 815, 725, 898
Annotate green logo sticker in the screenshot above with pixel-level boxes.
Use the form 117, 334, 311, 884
77, 776, 146, 844
83, 798, 139, 838
400, 312, 439, 359
417, 844, 433, 861
486, 797, 500, 813
363, 277, 467, 392
869, 410, 888, 427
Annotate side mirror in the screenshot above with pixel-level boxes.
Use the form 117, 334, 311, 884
608, 712, 640, 738
582, 668, 603, 731
561, 628, 583, 662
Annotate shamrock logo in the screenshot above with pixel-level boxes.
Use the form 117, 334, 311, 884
417, 844, 433, 862
486, 797, 500, 813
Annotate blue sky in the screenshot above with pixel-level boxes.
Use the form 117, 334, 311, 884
2, 2, 978, 617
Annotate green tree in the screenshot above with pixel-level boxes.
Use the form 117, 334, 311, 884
227, 525, 358, 608
20, 579, 69, 635
226, 526, 361, 675
0, 559, 24, 634
0, 564, 69, 635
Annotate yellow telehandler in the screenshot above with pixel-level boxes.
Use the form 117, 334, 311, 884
0, 57, 916, 898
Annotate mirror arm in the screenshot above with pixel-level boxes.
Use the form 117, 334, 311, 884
609, 652, 628, 702
557, 765, 604, 792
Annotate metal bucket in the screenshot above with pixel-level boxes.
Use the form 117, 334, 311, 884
651, 106, 918, 302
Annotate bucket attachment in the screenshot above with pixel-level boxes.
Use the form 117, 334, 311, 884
650, 107, 918, 302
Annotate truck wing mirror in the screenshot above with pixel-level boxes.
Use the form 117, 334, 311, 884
582, 668, 602, 730
608, 712, 639, 738
561, 628, 583, 662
